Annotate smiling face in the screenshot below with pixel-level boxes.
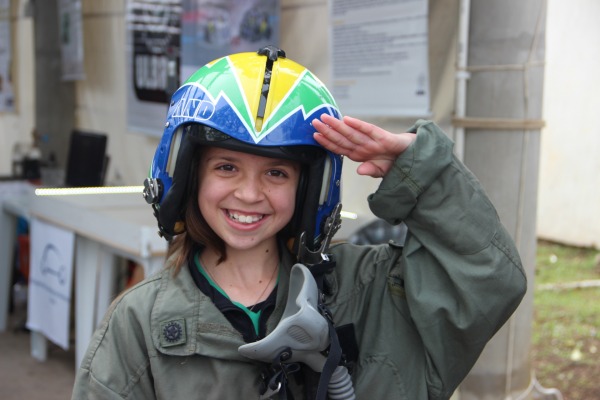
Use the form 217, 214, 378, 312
197, 146, 301, 254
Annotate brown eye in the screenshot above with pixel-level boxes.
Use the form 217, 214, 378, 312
266, 169, 288, 178
216, 164, 235, 172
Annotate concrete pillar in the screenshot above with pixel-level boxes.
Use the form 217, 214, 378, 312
456, 1, 557, 399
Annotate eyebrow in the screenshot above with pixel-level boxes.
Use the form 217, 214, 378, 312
266, 159, 300, 170
206, 154, 300, 170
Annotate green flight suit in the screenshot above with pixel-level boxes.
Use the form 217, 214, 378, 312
71, 120, 526, 400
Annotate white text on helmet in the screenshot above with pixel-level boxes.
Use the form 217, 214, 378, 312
171, 87, 216, 121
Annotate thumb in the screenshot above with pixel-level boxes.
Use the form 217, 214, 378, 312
356, 162, 387, 178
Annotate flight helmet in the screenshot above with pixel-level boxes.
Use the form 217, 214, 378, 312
143, 46, 343, 253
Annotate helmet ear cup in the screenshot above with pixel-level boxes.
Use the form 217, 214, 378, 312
289, 154, 328, 253
280, 165, 308, 244
157, 132, 197, 237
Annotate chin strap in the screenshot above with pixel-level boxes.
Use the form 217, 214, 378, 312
298, 203, 346, 399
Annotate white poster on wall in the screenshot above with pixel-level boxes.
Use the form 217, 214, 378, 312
180, 0, 280, 82
26, 218, 75, 350
126, 0, 280, 137
126, 0, 182, 136
0, 0, 14, 112
58, 0, 85, 81
330, 0, 430, 117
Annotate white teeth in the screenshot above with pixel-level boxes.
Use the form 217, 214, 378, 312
229, 212, 263, 224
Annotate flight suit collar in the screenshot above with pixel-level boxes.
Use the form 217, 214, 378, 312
150, 250, 294, 360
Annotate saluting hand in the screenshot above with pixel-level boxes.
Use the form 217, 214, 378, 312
313, 114, 416, 178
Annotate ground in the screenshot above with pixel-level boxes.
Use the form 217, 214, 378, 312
531, 241, 600, 399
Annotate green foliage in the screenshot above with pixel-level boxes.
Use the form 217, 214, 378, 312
535, 240, 600, 283
532, 241, 600, 399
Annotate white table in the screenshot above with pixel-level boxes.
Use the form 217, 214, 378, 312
0, 188, 168, 369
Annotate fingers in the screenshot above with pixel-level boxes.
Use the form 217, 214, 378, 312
343, 116, 394, 147
313, 114, 415, 178
312, 118, 357, 155
316, 115, 371, 146
342, 116, 381, 140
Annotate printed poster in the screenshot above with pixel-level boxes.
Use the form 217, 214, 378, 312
180, 0, 280, 82
26, 218, 75, 350
126, 0, 182, 136
330, 0, 430, 117
0, 0, 14, 112
126, 0, 280, 137
58, 0, 85, 80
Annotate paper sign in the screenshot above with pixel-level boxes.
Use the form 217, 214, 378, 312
330, 0, 430, 117
58, 0, 85, 81
26, 218, 75, 350
0, 0, 15, 111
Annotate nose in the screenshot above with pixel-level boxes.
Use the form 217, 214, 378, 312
234, 174, 265, 203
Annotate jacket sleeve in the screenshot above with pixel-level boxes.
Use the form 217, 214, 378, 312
367, 120, 527, 399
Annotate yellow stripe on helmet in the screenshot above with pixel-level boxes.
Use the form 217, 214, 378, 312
265, 58, 306, 123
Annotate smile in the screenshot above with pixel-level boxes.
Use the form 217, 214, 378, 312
227, 211, 264, 224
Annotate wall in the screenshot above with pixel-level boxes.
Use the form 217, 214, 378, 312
4, 2, 599, 248
76, 0, 155, 187
71, 0, 459, 237
0, 0, 35, 175
537, 0, 600, 249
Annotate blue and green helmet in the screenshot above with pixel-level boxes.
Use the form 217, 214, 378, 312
144, 46, 343, 252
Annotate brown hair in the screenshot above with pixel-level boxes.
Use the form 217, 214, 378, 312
166, 148, 226, 274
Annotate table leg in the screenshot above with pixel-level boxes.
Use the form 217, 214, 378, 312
95, 251, 116, 327
30, 330, 48, 361
74, 237, 118, 369
74, 237, 100, 369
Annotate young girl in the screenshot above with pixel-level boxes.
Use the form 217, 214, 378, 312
72, 47, 526, 400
